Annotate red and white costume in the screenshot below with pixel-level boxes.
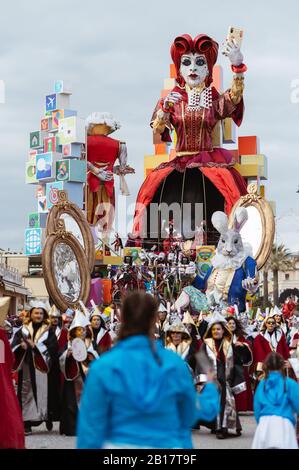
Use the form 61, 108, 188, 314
232, 334, 253, 412
253, 329, 290, 374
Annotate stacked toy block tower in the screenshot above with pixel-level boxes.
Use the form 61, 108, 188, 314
24, 80, 86, 256
143, 65, 270, 205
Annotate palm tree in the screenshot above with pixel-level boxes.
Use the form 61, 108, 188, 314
262, 268, 269, 310
265, 244, 294, 305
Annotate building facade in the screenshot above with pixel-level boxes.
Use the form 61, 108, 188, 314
0, 250, 48, 315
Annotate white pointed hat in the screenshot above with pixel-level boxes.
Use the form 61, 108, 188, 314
69, 310, 91, 331
182, 311, 195, 326
207, 309, 228, 328
271, 305, 283, 317
49, 305, 61, 318
158, 302, 167, 313
204, 308, 232, 339
89, 300, 103, 320
165, 319, 190, 337
29, 299, 50, 311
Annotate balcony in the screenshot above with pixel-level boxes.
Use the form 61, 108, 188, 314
0, 263, 23, 285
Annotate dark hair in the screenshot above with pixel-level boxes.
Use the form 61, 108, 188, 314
205, 321, 232, 340
118, 291, 158, 340
273, 313, 286, 324
225, 316, 245, 338
91, 314, 106, 330
263, 352, 285, 378
69, 325, 93, 341
69, 326, 82, 340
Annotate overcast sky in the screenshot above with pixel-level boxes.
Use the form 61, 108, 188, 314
0, 0, 299, 252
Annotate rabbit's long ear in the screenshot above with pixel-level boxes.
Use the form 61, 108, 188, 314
233, 207, 248, 232
211, 211, 228, 234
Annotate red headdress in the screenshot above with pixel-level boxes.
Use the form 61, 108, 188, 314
170, 34, 219, 87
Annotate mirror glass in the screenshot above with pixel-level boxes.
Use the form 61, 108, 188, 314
60, 213, 85, 248
53, 242, 81, 302
240, 206, 263, 258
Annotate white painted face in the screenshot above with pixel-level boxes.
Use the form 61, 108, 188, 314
180, 53, 208, 88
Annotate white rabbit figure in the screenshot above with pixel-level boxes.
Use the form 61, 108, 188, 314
192, 208, 259, 313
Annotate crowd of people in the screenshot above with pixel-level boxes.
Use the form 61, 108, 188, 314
1, 292, 299, 449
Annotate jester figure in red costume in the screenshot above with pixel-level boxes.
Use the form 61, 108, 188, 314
133, 33, 247, 239
85, 112, 134, 229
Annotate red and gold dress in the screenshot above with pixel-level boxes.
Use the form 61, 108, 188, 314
132, 78, 247, 238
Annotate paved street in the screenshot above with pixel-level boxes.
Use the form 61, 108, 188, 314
25, 414, 255, 449
193, 414, 255, 449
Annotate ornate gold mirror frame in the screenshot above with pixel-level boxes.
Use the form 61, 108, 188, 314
46, 190, 95, 272
228, 183, 275, 270
42, 218, 91, 312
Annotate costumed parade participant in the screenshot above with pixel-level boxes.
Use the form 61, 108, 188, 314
282, 297, 297, 321
196, 310, 252, 439
252, 352, 299, 449
49, 305, 68, 350
77, 292, 220, 449
165, 318, 195, 369
183, 310, 202, 350
59, 310, 98, 436
85, 112, 134, 233
0, 298, 24, 449
47, 305, 67, 429
289, 317, 299, 355
132, 33, 248, 241
154, 302, 168, 341
226, 316, 253, 412
253, 315, 290, 381
197, 311, 210, 339
192, 208, 258, 314
90, 305, 112, 355
271, 306, 288, 336
11, 302, 59, 435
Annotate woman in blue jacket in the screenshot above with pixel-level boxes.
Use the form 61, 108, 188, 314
77, 292, 219, 449
252, 352, 299, 449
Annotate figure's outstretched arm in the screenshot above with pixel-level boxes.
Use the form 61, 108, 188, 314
222, 39, 246, 105
151, 92, 182, 138
213, 39, 246, 124
152, 108, 170, 134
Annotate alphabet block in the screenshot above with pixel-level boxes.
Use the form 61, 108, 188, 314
45, 93, 70, 113
54, 80, 72, 95
46, 181, 84, 209
24, 228, 45, 256
56, 159, 86, 183
58, 116, 85, 144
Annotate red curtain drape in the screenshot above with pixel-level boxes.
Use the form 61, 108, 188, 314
132, 167, 173, 234
200, 167, 247, 214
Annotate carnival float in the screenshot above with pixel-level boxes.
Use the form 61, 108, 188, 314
23, 28, 276, 320
16, 29, 299, 445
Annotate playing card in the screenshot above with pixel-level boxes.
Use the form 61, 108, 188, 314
227, 26, 244, 48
